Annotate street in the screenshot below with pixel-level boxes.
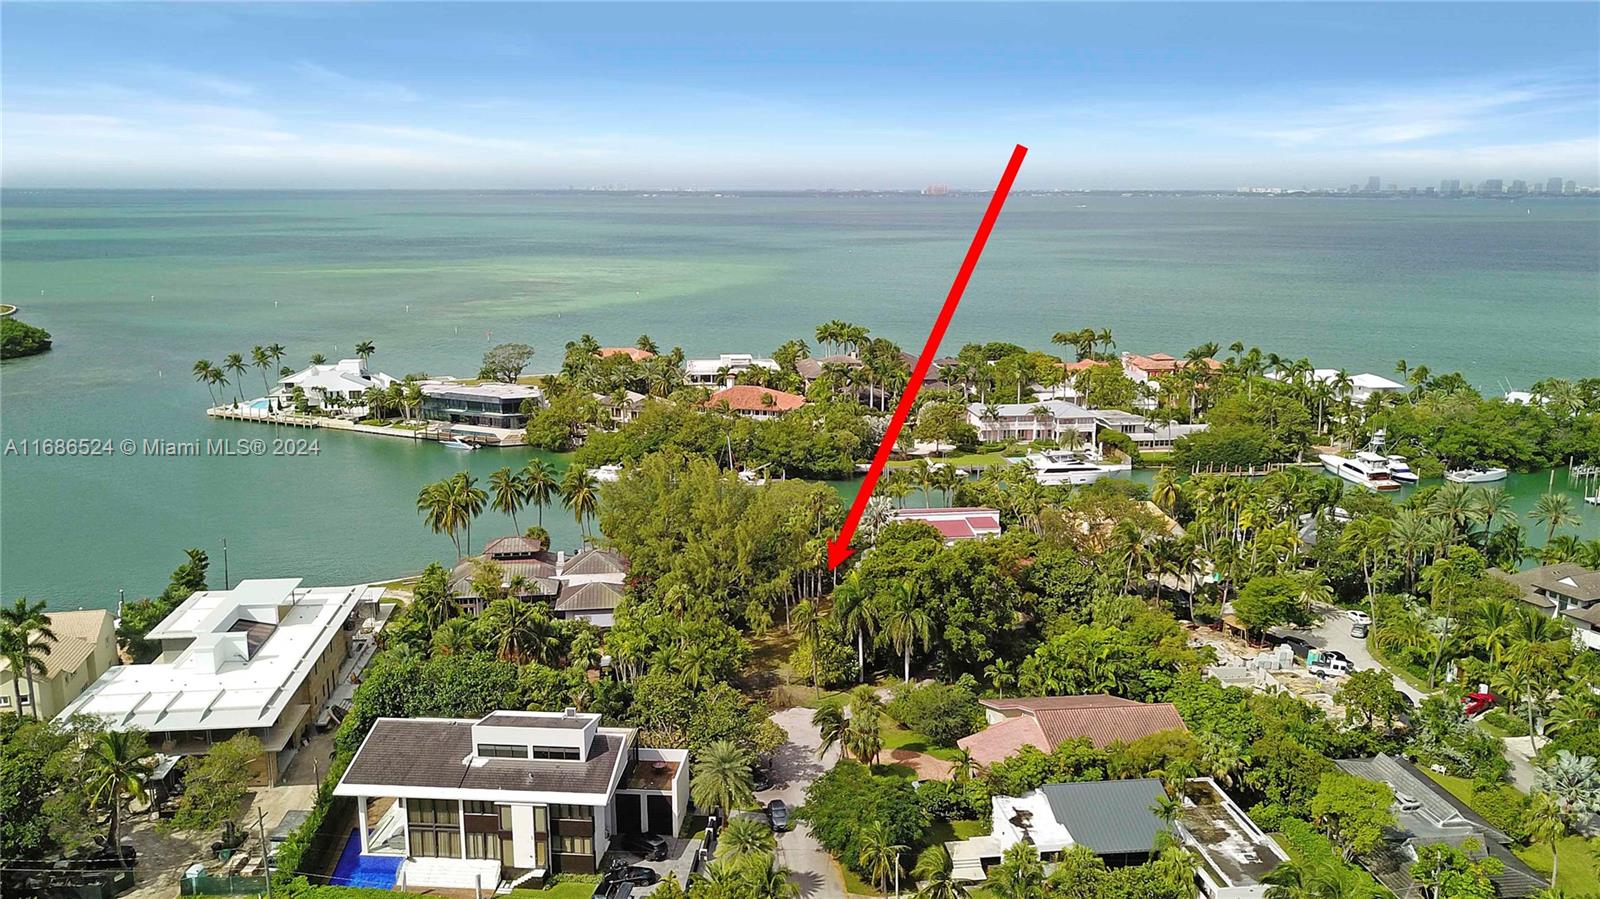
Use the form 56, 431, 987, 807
763, 706, 848, 898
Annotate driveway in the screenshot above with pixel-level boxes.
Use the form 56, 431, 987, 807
1273, 607, 1425, 703
763, 706, 847, 899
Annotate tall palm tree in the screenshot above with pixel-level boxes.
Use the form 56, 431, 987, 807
1530, 492, 1581, 543
716, 817, 775, 860
450, 471, 489, 556
250, 345, 273, 392
791, 599, 823, 689
519, 459, 558, 527
831, 571, 876, 682
1, 597, 57, 718
1469, 486, 1516, 537
561, 467, 601, 539
85, 730, 154, 866
745, 860, 800, 899
811, 702, 847, 759
1524, 791, 1567, 887
488, 467, 526, 532
266, 342, 287, 370
416, 479, 464, 558
844, 693, 884, 766
857, 822, 907, 894
881, 581, 932, 682
690, 740, 755, 816
192, 359, 218, 405
354, 340, 376, 361
223, 353, 247, 402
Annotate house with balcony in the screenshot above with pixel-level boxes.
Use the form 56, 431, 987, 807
703, 385, 806, 420
333, 709, 688, 892
682, 353, 779, 388
57, 579, 372, 786
0, 609, 117, 720
966, 400, 1097, 445
421, 382, 544, 431
1092, 410, 1209, 452
272, 358, 397, 412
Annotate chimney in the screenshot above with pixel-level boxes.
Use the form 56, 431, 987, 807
563, 707, 577, 718
557, 550, 566, 569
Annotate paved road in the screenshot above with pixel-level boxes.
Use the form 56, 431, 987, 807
763, 706, 847, 899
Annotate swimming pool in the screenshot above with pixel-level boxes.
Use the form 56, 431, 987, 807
328, 831, 402, 889
248, 399, 270, 411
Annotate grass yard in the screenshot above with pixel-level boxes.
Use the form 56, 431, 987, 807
507, 883, 599, 899
879, 722, 964, 761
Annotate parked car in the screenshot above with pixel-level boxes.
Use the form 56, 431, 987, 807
598, 883, 632, 899
1462, 692, 1496, 717
1308, 657, 1353, 678
1320, 649, 1350, 663
766, 799, 790, 832
753, 765, 776, 791
1347, 610, 1373, 625
1350, 622, 1369, 639
601, 862, 660, 889
619, 833, 669, 861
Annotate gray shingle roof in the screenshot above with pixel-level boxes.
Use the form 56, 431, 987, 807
340, 718, 627, 796
1038, 778, 1167, 856
561, 548, 629, 578
555, 581, 625, 613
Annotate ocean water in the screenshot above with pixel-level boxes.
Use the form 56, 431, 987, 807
1, 190, 1597, 608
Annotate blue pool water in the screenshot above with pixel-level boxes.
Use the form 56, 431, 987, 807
248, 399, 270, 411
328, 831, 402, 888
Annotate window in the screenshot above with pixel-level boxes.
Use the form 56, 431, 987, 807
477, 743, 530, 759
530, 746, 581, 760
550, 804, 593, 820
407, 798, 460, 826
555, 834, 594, 856
409, 827, 461, 859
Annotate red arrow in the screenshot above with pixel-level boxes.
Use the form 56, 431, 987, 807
827, 144, 1028, 570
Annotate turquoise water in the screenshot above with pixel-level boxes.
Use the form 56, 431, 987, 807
1, 191, 1596, 608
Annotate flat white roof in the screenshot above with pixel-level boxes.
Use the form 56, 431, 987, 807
423, 381, 542, 400
682, 354, 778, 376
968, 399, 1093, 419
58, 579, 375, 734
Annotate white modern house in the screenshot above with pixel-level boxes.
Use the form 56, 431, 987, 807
274, 358, 397, 411
334, 709, 688, 892
1265, 369, 1406, 404
57, 578, 374, 786
681, 353, 779, 387
966, 400, 1098, 445
1092, 410, 1209, 452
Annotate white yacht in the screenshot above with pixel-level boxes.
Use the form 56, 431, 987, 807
592, 464, 624, 483
1021, 449, 1108, 486
1385, 456, 1419, 484
1445, 466, 1508, 484
1319, 451, 1402, 492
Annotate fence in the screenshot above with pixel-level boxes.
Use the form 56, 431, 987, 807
178, 873, 270, 896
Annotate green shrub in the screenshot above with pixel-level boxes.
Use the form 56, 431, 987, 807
884, 681, 982, 746
1483, 709, 1529, 737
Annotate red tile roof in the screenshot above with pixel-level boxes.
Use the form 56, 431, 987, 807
1124, 353, 1221, 374
598, 347, 655, 361
704, 385, 806, 414
959, 695, 1188, 765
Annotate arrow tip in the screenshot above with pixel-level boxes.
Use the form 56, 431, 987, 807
826, 537, 856, 571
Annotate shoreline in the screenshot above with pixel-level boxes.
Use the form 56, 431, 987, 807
205, 403, 528, 447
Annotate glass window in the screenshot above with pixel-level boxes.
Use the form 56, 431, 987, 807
477, 743, 530, 759
556, 834, 593, 855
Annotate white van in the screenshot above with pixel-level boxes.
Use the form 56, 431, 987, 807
1308, 657, 1353, 678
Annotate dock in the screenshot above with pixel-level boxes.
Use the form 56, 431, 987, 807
205, 405, 524, 446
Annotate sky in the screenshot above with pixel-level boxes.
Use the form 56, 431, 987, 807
2, 2, 1597, 190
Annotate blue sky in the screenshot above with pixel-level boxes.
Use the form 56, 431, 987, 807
3, 2, 1596, 189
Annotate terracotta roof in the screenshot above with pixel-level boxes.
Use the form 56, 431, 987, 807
598, 347, 655, 361
960, 695, 1187, 765
1060, 359, 1111, 371
1124, 353, 1221, 374
704, 385, 806, 414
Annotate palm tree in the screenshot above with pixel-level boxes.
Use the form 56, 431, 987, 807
417, 479, 464, 558
1525, 791, 1568, 887
354, 340, 376, 361
223, 352, 247, 402
811, 702, 847, 759
266, 342, 287, 370
449, 471, 489, 557
716, 817, 775, 860
690, 740, 755, 816
519, 459, 558, 527
881, 581, 932, 682
476, 599, 558, 664
1, 597, 57, 718
250, 345, 273, 392
193, 359, 219, 405
792, 599, 823, 689
831, 571, 876, 682
988, 842, 1045, 899
857, 822, 907, 894
913, 845, 969, 899
85, 730, 154, 866
745, 860, 801, 899
561, 467, 602, 539
488, 467, 526, 532
309, 352, 328, 365
948, 748, 980, 786
845, 696, 884, 766
1469, 486, 1516, 537
1530, 492, 1581, 543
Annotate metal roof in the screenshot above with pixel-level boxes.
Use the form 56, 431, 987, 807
1038, 778, 1168, 856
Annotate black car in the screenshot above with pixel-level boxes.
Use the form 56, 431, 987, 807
766, 799, 790, 832
619, 833, 669, 861
602, 863, 660, 888
753, 765, 776, 791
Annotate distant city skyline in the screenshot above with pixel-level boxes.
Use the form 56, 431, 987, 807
2, 2, 1597, 190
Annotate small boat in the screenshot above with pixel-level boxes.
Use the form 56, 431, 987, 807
1021, 450, 1107, 486
1445, 466, 1508, 484
1584, 494, 1599, 506
440, 439, 475, 450
1319, 451, 1401, 491
592, 464, 624, 483
1386, 456, 1419, 484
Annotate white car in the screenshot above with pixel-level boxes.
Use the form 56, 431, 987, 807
1347, 610, 1373, 626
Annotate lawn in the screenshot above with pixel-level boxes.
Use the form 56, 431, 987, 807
879, 722, 964, 762
507, 883, 600, 899
887, 451, 1016, 470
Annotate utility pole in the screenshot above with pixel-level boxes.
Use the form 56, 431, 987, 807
222, 538, 230, 589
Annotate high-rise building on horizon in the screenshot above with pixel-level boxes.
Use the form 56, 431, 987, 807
1441, 179, 1461, 196
1365, 176, 1382, 192
1566, 180, 1578, 194
1547, 177, 1565, 195
1510, 179, 1527, 195
1479, 179, 1503, 195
